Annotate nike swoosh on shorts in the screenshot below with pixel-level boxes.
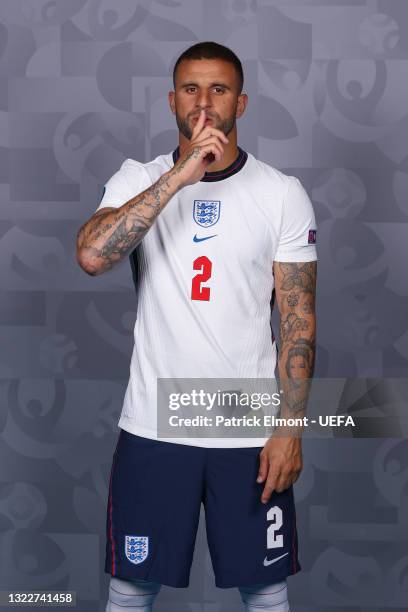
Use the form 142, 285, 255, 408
263, 552, 289, 566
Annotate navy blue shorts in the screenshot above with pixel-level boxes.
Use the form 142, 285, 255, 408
105, 429, 301, 588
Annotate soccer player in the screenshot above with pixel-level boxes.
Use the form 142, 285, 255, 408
76, 42, 317, 612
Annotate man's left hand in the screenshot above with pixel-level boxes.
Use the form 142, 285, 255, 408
257, 436, 303, 504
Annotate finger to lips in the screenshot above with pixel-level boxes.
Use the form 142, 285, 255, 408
193, 111, 229, 144
199, 124, 229, 144
204, 126, 229, 144
197, 130, 229, 146
191, 109, 206, 138
196, 136, 224, 157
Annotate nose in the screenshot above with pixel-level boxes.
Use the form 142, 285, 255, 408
196, 90, 211, 109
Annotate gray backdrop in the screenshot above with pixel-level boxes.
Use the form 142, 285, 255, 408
1, 0, 407, 610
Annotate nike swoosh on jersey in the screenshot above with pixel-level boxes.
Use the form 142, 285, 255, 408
193, 234, 217, 243
263, 552, 289, 566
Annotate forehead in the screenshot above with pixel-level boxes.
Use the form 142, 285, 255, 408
175, 58, 238, 85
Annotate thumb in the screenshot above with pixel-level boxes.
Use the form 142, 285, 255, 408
257, 453, 268, 483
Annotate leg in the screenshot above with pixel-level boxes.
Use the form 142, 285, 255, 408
106, 576, 161, 612
105, 430, 206, 586
204, 447, 301, 588
238, 579, 290, 611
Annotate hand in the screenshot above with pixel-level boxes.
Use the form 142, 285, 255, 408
257, 436, 303, 504
171, 109, 229, 187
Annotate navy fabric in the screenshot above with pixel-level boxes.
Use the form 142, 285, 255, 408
105, 429, 301, 588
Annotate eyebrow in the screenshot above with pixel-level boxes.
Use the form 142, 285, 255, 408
180, 82, 232, 90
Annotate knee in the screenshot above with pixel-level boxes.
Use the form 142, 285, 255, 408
238, 580, 289, 611
108, 576, 161, 609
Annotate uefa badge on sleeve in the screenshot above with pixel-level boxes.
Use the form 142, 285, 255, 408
193, 200, 221, 227
308, 229, 316, 244
125, 535, 149, 565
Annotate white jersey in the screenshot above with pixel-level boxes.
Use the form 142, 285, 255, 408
96, 147, 317, 447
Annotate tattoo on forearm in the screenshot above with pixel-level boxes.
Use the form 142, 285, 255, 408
77, 145, 212, 274
302, 299, 314, 314
77, 169, 181, 273
281, 312, 309, 343
175, 146, 201, 172
284, 336, 315, 379
275, 261, 317, 419
287, 292, 299, 307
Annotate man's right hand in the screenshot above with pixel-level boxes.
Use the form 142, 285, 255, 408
171, 109, 229, 187
77, 110, 229, 276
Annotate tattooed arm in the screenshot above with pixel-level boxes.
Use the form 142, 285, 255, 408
257, 261, 316, 502
76, 169, 183, 276
76, 109, 229, 276
273, 261, 317, 425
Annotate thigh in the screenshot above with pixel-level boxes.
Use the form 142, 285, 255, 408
204, 446, 301, 588
106, 429, 206, 587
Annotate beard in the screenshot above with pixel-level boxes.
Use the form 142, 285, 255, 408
175, 109, 236, 140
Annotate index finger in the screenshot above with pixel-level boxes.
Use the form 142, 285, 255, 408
261, 469, 279, 504
191, 109, 206, 140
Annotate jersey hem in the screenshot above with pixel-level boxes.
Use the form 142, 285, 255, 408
117, 415, 269, 448
273, 254, 318, 262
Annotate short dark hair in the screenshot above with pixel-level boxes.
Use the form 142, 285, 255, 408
172, 41, 244, 94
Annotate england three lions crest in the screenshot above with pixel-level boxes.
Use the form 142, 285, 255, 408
125, 536, 149, 565
193, 200, 221, 228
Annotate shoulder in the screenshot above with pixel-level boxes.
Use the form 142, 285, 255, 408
120, 152, 173, 183
245, 154, 314, 224
245, 153, 298, 195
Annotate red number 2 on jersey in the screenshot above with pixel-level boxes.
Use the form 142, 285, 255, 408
191, 256, 212, 301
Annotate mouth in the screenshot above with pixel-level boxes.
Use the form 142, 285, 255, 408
192, 116, 213, 124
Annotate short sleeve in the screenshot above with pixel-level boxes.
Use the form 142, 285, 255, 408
95, 159, 148, 213
273, 176, 318, 262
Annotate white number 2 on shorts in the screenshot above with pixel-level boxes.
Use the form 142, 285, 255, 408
266, 506, 283, 549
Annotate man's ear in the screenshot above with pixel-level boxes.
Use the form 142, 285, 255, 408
168, 91, 176, 115
236, 93, 248, 119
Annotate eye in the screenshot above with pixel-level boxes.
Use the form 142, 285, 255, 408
186, 87, 196, 93
214, 87, 224, 93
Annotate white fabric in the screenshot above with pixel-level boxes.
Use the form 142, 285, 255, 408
239, 580, 290, 611
106, 576, 161, 612
97, 151, 317, 447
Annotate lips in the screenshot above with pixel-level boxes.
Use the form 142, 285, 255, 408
192, 115, 213, 124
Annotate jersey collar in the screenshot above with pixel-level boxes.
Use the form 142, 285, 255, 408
172, 145, 248, 182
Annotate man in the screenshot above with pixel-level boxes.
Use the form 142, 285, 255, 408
76, 42, 317, 612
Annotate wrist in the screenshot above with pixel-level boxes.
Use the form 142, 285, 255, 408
166, 166, 186, 192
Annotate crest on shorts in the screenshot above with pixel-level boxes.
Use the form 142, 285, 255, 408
125, 536, 149, 565
193, 200, 221, 228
